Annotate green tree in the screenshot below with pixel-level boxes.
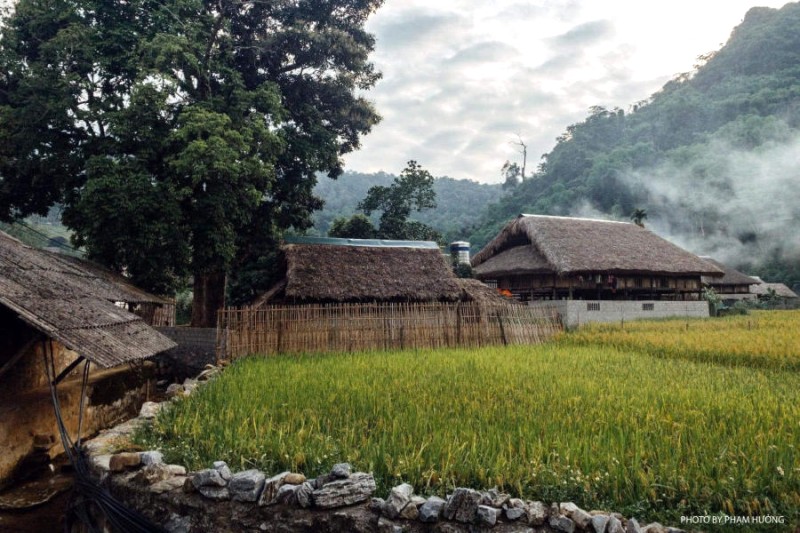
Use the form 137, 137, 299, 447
0, 0, 383, 325
358, 160, 439, 240
328, 214, 377, 239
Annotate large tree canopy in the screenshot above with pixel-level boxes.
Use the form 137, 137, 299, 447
0, 0, 383, 324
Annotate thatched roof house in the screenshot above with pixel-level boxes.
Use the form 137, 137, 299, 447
0, 231, 176, 488
0, 231, 175, 368
699, 257, 760, 299
471, 215, 722, 301
253, 237, 508, 306
749, 280, 799, 299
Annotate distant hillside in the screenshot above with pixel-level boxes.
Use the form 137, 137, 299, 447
312, 170, 502, 243
467, 2, 800, 290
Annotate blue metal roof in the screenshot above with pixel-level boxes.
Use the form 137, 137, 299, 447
283, 236, 440, 249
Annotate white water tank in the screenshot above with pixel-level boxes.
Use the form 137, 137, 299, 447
450, 241, 470, 265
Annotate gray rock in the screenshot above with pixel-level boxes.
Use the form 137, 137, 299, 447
410, 495, 426, 508
399, 500, 419, 520
164, 513, 191, 533
197, 486, 230, 500
608, 516, 624, 533
136, 463, 174, 485
370, 497, 385, 512
312, 472, 376, 508
229, 469, 266, 502
295, 481, 315, 508
377, 517, 402, 533
258, 471, 290, 506
442, 488, 483, 523
182, 378, 198, 394
550, 515, 576, 533
275, 483, 300, 505
665, 529, 686, 533
592, 514, 610, 533
213, 461, 232, 481
508, 498, 526, 509
419, 496, 446, 523
626, 518, 642, 533
330, 462, 352, 479
139, 401, 161, 419
477, 505, 499, 527
569, 506, 593, 529
526, 501, 548, 525
560, 502, 579, 515
191, 468, 227, 489
382, 483, 414, 519
150, 476, 187, 494
486, 488, 510, 508
505, 507, 526, 521
641, 523, 666, 533
166, 465, 187, 476
166, 383, 184, 398
140, 451, 164, 466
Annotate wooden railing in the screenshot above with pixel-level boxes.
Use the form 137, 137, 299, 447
216, 302, 562, 360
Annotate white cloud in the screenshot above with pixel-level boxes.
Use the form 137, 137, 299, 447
344, 0, 789, 183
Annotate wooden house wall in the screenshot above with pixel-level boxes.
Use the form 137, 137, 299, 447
493, 273, 703, 300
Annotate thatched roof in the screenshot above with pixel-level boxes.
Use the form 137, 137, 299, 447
259, 240, 461, 304
456, 278, 517, 306
700, 257, 760, 287
0, 231, 176, 368
472, 215, 723, 278
749, 282, 798, 298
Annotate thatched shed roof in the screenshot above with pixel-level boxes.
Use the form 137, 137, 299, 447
0, 231, 176, 368
472, 215, 723, 278
699, 257, 760, 287
749, 282, 798, 298
260, 240, 462, 304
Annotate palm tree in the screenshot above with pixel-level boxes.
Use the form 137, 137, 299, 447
630, 208, 648, 227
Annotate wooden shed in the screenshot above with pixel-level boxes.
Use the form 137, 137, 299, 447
471, 215, 723, 301
0, 231, 176, 488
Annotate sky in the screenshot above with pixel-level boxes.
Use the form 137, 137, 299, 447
343, 0, 791, 184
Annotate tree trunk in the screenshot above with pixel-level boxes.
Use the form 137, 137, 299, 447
192, 271, 226, 327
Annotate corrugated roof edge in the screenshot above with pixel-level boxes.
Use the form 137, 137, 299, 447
283, 236, 440, 249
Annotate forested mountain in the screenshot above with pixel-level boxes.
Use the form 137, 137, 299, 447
312, 171, 501, 243
466, 3, 800, 289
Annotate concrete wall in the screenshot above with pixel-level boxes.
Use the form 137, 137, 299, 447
529, 300, 710, 329
156, 327, 217, 377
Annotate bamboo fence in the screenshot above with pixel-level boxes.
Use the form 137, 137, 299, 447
216, 302, 562, 360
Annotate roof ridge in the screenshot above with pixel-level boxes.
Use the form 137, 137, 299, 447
519, 213, 631, 224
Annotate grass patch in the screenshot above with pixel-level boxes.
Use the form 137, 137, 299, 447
137, 314, 800, 529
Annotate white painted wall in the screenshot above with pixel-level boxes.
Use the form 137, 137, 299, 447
529, 300, 709, 328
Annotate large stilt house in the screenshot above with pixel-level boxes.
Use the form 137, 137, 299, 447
472, 215, 723, 302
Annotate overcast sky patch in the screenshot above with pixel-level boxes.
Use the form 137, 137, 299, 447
343, 0, 790, 184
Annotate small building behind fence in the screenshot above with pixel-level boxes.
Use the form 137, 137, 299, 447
217, 237, 561, 359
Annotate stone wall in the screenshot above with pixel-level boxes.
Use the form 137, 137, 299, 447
530, 300, 709, 329
155, 327, 217, 377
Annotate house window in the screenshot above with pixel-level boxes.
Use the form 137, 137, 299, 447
587, 302, 600, 311
485, 279, 498, 289
634, 278, 643, 288
642, 303, 654, 311
660, 277, 669, 288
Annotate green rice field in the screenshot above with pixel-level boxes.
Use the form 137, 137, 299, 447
137, 311, 800, 528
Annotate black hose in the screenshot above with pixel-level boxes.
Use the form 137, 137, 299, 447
42, 340, 169, 533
